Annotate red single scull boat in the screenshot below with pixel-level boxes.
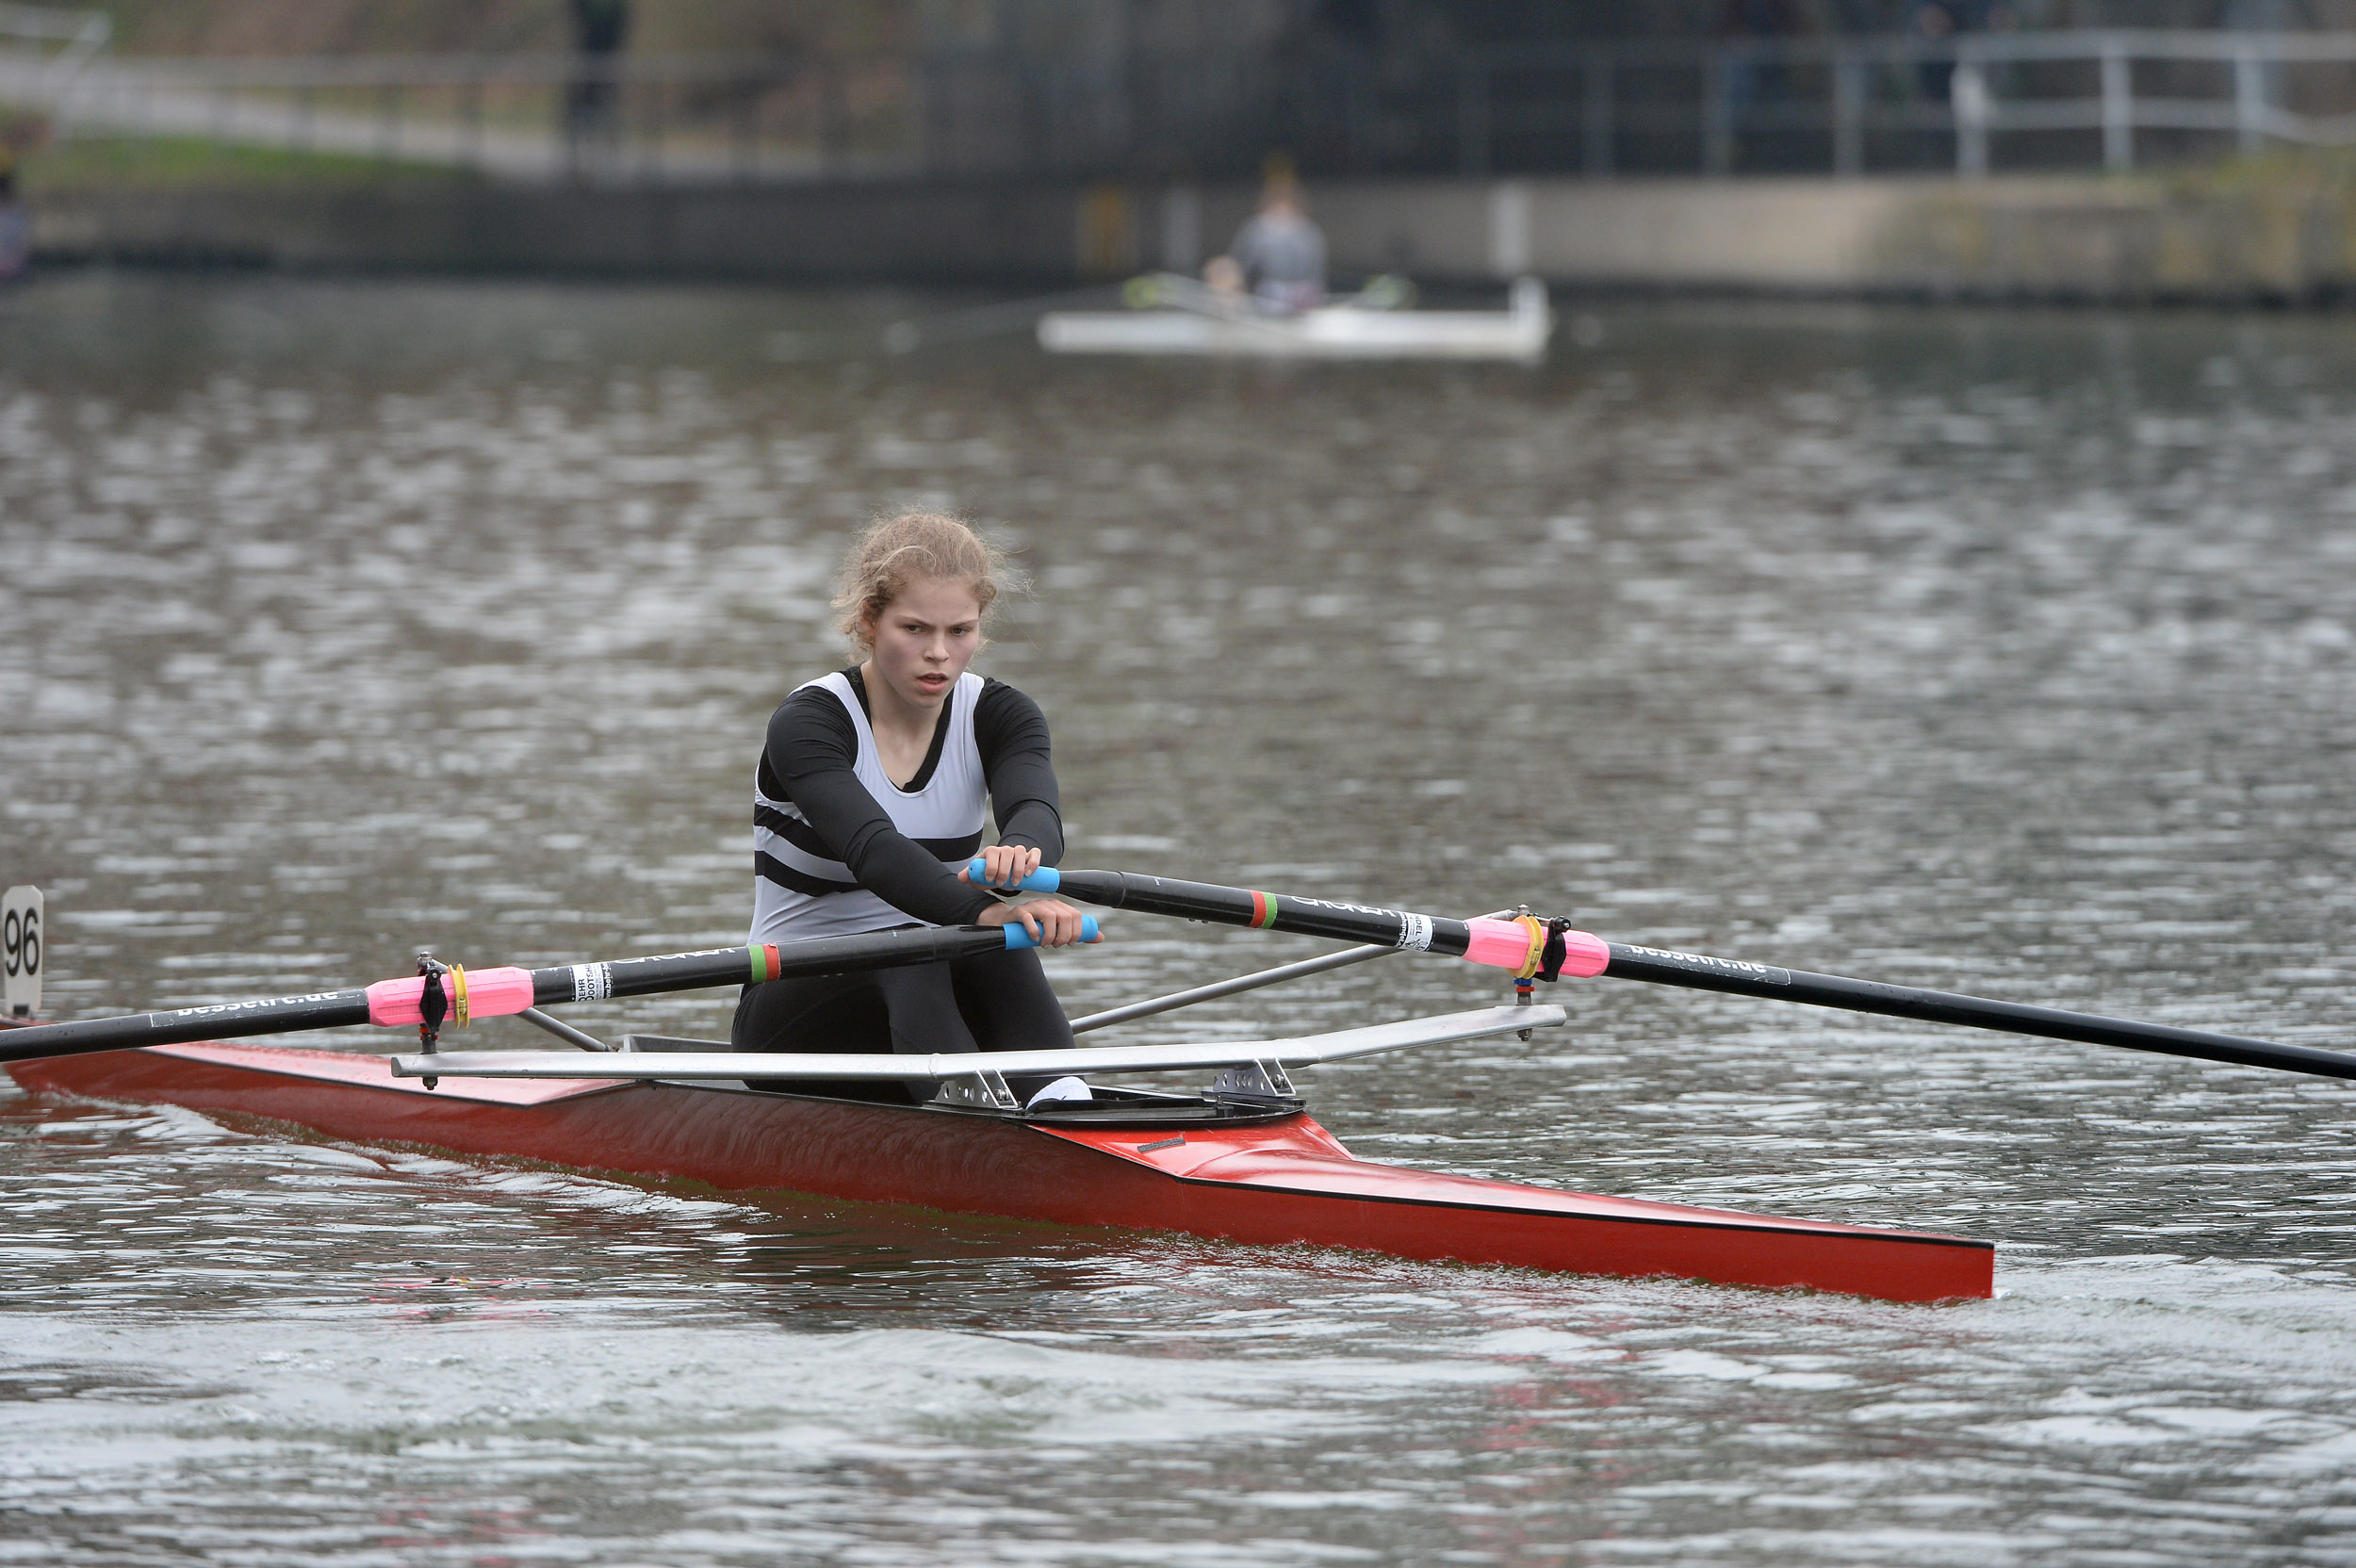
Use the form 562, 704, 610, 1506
4, 1025, 1995, 1303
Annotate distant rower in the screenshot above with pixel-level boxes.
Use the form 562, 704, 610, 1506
734, 512, 1093, 1104
1205, 168, 1326, 313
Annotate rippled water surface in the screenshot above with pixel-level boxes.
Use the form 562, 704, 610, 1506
5, 273, 2355, 1565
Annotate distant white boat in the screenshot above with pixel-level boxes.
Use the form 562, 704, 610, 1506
1039, 275, 1553, 365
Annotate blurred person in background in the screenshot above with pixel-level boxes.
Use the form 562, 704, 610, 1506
1913, 0, 1966, 103
0, 148, 30, 286
1205, 159, 1326, 312
1720, 0, 1802, 148
565, 0, 630, 173
1912, 0, 2021, 104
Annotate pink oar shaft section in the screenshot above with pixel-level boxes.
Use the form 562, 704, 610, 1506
365, 967, 537, 1028
1461, 917, 1611, 978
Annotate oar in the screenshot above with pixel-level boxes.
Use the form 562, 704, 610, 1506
883, 284, 1126, 352
972, 861, 2356, 1083
1121, 272, 1415, 320
0, 919, 1095, 1066
1119, 272, 1301, 332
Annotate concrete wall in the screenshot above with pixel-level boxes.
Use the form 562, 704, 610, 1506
32, 169, 2356, 303
30, 182, 1086, 286
1296, 174, 2356, 302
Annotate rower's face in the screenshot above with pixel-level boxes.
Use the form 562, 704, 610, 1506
863, 578, 983, 709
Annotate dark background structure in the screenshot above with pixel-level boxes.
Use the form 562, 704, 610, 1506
50, 1, 2356, 178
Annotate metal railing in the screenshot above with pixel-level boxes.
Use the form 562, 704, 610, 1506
1452, 29, 2356, 178
2, 28, 2353, 184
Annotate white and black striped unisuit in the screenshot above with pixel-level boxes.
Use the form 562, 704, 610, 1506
749, 670, 988, 943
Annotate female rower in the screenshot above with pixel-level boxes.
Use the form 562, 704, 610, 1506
732, 512, 1093, 1102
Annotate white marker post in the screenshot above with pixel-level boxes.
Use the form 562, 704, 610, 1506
3, 887, 41, 1020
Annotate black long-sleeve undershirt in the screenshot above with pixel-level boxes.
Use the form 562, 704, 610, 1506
760, 672, 1063, 926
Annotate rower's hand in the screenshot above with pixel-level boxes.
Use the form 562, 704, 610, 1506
976, 898, 1094, 948
961, 843, 1043, 890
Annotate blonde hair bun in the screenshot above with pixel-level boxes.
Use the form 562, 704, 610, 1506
832, 512, 1025, 651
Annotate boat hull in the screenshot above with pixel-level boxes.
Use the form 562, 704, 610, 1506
6, 1042, 1992, 1302
1037, 302, 1551, 365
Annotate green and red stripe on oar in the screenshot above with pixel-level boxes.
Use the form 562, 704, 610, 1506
0, 917, 1095, 1067
972, 861, 2356, 1083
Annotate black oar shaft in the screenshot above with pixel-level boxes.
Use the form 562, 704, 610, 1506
0, 990, 374, 1063
1025, 864, 2351, 1084
1051, 869, 1474, 956
1600, 942, 2356, 1081
525, 923, 1021, 1008
0, 923, 1031, 1066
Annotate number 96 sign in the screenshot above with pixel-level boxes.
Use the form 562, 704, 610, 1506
4, 886, 41, 1019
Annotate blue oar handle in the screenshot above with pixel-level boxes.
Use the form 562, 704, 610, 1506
1000, 913, 1096, 948
967, 858, 1062, 894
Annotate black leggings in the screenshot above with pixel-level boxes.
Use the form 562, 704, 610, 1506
730, 942, 1073, 1103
